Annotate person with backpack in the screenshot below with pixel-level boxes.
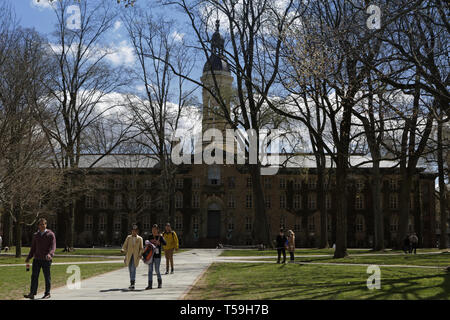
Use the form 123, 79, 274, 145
147, 224, 166, 289
275, 228, 288, 264
163, 223, 179, 274
121, 224, 143, 290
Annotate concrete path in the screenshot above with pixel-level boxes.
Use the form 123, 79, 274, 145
46, 249, 222, 300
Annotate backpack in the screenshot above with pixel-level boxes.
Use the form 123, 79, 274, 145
142, 243, 156, 265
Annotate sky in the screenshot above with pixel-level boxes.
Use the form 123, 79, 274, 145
7, 0, 205, 98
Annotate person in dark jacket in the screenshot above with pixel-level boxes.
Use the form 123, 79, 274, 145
275, 228, 288, 264
24, 218, 56, 300
146, 224, 166, 289
403, 235, 411, 254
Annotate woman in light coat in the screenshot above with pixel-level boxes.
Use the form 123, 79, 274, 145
287, 230, 295, 263
121, 225, 144, 290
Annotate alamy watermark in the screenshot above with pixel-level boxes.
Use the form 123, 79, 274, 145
171, 128, 281, 175
66, 265, 81, 290
366, 265, 381, 290
366, 5, 381, 30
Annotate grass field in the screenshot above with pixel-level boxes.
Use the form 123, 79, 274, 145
239, 252, 450, 267
0, 263, 124, 300
219, 248, 446, 257
185, 262, 450, 300
1, 247, 188, 257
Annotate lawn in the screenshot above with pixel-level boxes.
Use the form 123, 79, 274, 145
2, 247, 188, 257
0, 263, 124, 300
219, 248, 446, 257
0, 256, 121, 265
185, 262, 450, 300
242, 252, 450, 267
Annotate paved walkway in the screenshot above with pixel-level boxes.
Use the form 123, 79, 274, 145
46, 249, 222, 300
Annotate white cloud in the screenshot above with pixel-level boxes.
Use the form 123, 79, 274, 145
106, 41, 135, 66
113, 20, 122, 32
171, 31, 185, 43
30, 0, 55, 10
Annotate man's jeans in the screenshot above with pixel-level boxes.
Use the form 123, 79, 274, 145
148, 258, 162, 285
30, 259, 52, 295
128, 255, 136, 281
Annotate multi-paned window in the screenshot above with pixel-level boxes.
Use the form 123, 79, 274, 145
192, 193, 200, 208
143, 215, 151, 230
85, 215, 93, 231
99, 214, 106, 231
85, 195, 94, 209
355, 215, 365, 232
308, 193, 317, 210
128, 195, 136, 209
279, 177, 286, 189
265, 196, 271, 208
389, 193, 398, 209
228, 194, 235, 208
176, 178, 184, 189
390, 215, 399, 232
389, 178, 398, 190
308, 177, 317, 189
355, 193, 364, 210
247, 177, 252, 188
175, 214, 183, 231
114, 178, 123, 189
228, 217, 234, 231
279, 194, 286, 209
143, 195, 151, 209
99, 194, 108, 209
294, 194, 302, 209
192, 216, 199, 230
245, 217, 252, 231
193, 177, 200, 189
246, 194, 252, 208
175, 193, 183, 209
308, 215, 315, 232
114, 194, 123, 209
113, 215, 121, 231
294, 179, 301, 190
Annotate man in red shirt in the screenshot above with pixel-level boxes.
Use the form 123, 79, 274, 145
24, 218, 56, 300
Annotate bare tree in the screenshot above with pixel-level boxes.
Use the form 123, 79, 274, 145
33, 0, 132, 249
122, 8, 196, 229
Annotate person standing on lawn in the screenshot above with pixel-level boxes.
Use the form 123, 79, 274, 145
275, 228, 288, 264
403, 235, 411, 254
163, 223, 179, 274
409, 233, 419, 254
121, 224, 144, 290
24, 218, 56, 300
147, 224, 166, 289
287, 230, 295, 263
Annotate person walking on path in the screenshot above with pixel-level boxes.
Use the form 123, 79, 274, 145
287, 230, 295, 263
147, 224, 166, 289
409, 233, 419, 254
121, 225, 143, 290
403, 235, 411, 254
24, 218, 56, 300
275, 228, 288, 264
163, 223, 179, 274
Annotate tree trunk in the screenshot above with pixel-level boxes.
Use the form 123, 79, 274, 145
317, 166, 329, 249
437, 119, 448, 249
334, 168, 348, 258
249, 164, 271, 247
397, 172, 412, 249
14, 207, 22, 258
372, 160, 384, 251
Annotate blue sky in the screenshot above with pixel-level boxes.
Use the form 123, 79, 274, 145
7, 0, 205, 100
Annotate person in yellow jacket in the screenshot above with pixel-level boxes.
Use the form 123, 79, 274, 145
121, 225, 143, 290
163, 223, 179, 274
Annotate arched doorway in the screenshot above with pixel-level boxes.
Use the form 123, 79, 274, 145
207, 202, 221, 238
